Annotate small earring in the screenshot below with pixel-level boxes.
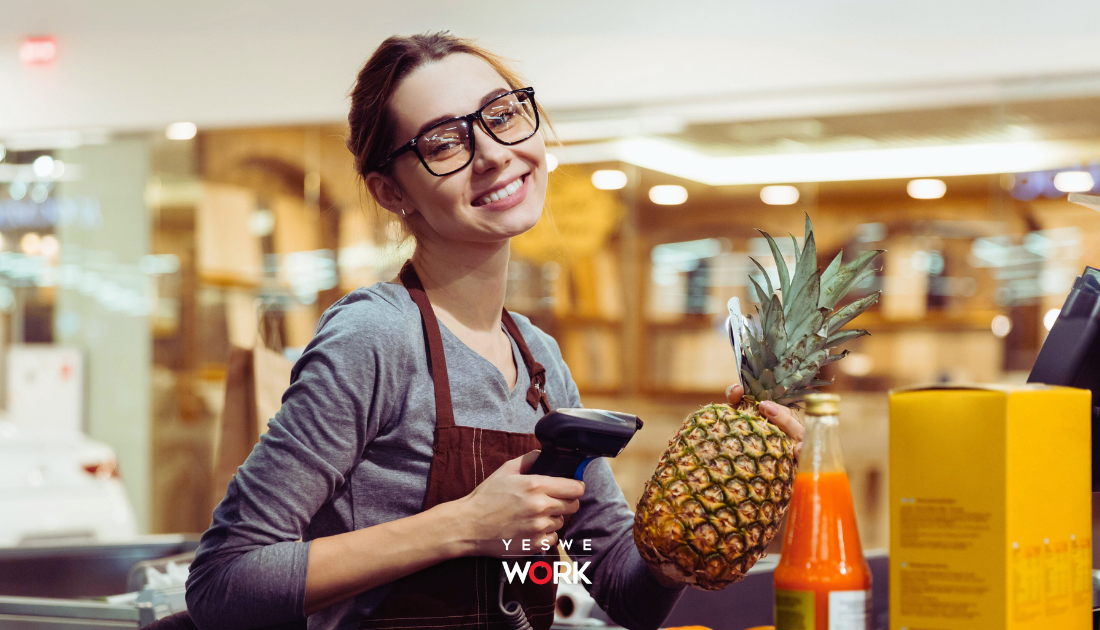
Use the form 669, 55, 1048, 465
400, 208, 406, 216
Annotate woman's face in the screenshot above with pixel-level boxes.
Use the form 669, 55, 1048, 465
382, 53, 547, 244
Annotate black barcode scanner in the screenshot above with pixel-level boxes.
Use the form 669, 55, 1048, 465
525, 408, 643, 480
1028, 266, 1100, 489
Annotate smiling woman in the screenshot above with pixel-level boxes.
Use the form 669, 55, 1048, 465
361, 52, 548, 247
183, 31, 802, 630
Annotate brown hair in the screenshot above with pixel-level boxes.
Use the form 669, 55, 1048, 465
346, 32, 538, 179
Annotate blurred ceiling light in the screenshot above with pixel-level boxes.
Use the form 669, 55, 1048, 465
760, 185, 799, 205
907, 178, 946, 199
1053, 171, 1095, 193
561, 137, 1100, 186
591, 169, 627, 190
21, 233, 42, 256
1043, 308, 1060, 331
166, 122, 198, 140
30, 183, 49, 203
546, 153, 559, 172
838, 352, 874, 377
40, 234, 60, 258
19, 36, 58, 66
51, 160, 65, 178
991, 314, 1012, 338
32, 155, 55, 178
649, 185, 688, 205
248, 209, 275, 237
8, 181, 27, 200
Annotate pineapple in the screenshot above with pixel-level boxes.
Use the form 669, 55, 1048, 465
634, 215, 883, 590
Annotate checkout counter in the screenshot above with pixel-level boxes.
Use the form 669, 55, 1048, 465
0, 539, 884, 630
0, 536, 197, 629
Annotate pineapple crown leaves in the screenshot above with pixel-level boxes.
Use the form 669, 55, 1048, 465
741, 214, 884, 405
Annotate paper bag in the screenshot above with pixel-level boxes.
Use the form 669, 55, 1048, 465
211, 342, 293, 510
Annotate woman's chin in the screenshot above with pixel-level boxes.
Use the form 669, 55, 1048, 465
468, 203, 543, 240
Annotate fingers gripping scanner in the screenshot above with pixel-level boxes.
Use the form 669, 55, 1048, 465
526, 408, 644, 480
500, 408, 642, 629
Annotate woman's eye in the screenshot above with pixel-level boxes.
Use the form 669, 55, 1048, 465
424, 138, 462, 159
487, 109, 518, 131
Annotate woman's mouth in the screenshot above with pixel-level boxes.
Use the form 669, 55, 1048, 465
474, 175, 527, 207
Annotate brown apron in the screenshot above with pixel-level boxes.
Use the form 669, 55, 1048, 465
360, 261, 558, 630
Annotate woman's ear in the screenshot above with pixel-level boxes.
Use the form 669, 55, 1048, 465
365, 172, 408, 217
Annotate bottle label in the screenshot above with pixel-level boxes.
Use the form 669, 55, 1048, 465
775, 589, 814, 630
827, 589, 870, 630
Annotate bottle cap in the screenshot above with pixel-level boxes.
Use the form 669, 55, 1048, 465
804, 392, 840, 416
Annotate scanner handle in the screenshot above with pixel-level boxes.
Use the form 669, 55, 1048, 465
528, 449, 596, 481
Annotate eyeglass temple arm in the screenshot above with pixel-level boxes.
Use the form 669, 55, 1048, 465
375, 138, 417, 171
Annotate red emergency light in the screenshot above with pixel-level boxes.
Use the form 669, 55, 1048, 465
19, 36, 58, 66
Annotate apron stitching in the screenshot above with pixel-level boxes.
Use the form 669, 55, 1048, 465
471, 429, 480, 630
476, 430, 485, 629
362, 610, 556, 630
471, 428, 479, 484
364, 604, 555, 620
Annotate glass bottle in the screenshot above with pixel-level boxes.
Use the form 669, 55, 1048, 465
774, 393, 871, 630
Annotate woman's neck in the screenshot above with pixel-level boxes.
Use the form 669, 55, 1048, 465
409, 238, 510, 333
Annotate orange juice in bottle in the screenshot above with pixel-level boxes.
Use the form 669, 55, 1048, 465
774, 393, 870, 630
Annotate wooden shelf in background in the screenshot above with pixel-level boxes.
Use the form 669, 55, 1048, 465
576, 386, 625, 397
198, 271, 261, 289
557, 315, 622, 327
856, 309, 1000, 332
639, 386, 730, 403
644, 314, 717, 331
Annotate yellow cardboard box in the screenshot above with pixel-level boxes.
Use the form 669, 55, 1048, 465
889, 384, 1092, 630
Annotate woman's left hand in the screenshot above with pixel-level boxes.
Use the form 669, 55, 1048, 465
726, 383, 803, 461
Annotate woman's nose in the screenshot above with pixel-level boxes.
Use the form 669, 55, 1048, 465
470, 121, 510, 173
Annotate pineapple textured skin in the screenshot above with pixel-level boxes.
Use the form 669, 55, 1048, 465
634, 215, 883, 590
634, 403, 795, 589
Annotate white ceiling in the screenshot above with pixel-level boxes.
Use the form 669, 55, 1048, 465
4, 0, 1100, 137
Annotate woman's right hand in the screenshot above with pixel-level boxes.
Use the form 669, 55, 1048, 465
452, 451, 585, 558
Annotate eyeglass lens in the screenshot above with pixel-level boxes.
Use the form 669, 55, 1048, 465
416, 91, 538, 175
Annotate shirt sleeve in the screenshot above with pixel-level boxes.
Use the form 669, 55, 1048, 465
536, 333, 686, 630
185, 291, 409, 630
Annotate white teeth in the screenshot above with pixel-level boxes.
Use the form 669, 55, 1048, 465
478, 176, 523, 206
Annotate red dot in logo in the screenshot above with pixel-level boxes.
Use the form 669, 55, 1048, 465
529, 561, 552, 585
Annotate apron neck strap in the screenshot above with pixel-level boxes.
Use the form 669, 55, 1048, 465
400, 260, 552, 426
501, 311, 551, 414
400, 260, 456, 429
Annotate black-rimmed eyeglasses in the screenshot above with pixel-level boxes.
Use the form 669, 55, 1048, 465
374, 87, 540, 177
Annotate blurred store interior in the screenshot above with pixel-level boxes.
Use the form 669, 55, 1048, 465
3, 0, 1100, 557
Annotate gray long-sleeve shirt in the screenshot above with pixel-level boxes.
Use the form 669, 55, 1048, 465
185, 281, 684, 630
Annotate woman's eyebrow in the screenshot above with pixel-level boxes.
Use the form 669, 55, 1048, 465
479, 88, 510, 108
412, 89, 513, 137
